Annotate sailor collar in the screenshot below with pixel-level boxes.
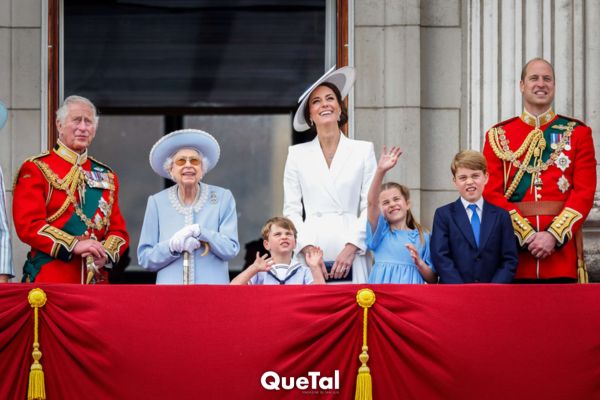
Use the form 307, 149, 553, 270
520, 108, 556, 128
54, 140, 88, 165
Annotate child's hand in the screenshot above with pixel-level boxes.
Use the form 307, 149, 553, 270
305, 247, 327, 283
252, 252, 274, 272
305, 247, 324, 269
406, 244, 424, 267
377, 145, 403, 172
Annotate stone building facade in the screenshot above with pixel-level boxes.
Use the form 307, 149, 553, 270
1, 0, 599, 280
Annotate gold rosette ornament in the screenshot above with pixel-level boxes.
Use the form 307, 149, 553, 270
355, 288, 376, 400
27, 288, 47, 400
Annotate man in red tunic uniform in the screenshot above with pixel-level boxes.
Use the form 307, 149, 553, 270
13, 95, 129, 283
482, 58, 596, 282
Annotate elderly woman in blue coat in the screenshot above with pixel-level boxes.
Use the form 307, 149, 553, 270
138, 129, 239, 284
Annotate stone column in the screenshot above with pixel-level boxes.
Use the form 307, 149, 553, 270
354, 0, 423, 218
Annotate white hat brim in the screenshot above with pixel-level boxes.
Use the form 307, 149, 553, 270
293, 66, 356, 132
149, 129, 221, 179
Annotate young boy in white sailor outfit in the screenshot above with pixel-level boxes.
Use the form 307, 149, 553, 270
231, 217, 325, 285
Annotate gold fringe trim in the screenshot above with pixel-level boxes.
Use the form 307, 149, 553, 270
577, 259, 589, 284
27, 288, 47, 400
355, 288, 376, 400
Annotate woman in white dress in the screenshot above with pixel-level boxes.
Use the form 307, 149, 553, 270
283, 67, 376, 283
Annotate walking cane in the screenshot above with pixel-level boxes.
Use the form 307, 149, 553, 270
182, 243, 210, 284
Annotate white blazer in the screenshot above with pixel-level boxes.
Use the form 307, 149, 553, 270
283, 133, 376, 283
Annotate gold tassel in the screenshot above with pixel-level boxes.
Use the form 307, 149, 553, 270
577, 259, 589, 284
27, 288, 47, 400
575, 230, 589, 284
355, 289, 376, 400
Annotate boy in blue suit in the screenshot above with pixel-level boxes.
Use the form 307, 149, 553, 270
431, 150, 518, 283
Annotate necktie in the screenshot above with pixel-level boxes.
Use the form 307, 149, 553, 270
468, 204, 480, 247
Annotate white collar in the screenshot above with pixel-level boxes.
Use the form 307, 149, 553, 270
460, 197, 484, 212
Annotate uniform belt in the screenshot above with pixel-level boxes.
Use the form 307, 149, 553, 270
514, 201, 564, 217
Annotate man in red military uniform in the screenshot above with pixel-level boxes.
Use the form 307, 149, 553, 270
13, 95, 129, 283
482, 58, 596, 282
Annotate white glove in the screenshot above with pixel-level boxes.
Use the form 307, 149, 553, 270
169, 224, 201, 253
182, 237, 202, 254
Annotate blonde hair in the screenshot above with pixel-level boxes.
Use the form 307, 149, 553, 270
261, 217, 298, 240
380, 182, 426, 245
451, 150, 488, 176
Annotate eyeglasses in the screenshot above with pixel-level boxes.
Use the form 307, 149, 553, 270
174, 156, 202, 166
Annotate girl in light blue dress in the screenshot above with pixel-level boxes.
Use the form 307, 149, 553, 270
366, 146, 437, 284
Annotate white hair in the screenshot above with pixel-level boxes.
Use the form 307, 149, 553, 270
163, 148, 208, 181
56, 95, 99, 127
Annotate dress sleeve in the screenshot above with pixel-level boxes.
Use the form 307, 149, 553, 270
304, 267, 314, 284
347, 141, 377, 253
283, 146, 316, 251
197, 189, 239, 261
421, 232, 435, 272
366, 213, 388, 251
137, 195, 179, 272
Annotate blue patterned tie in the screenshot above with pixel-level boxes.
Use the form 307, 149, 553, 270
468, 204, 480, 247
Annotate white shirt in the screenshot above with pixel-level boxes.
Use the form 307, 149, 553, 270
460, 197, 484, 223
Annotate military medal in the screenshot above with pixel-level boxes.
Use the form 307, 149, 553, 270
550, 133, 561, 150
555, 153, 571, 172
534, 175, 543, 188
557, 175, 570, 193
98, 197, 110, 215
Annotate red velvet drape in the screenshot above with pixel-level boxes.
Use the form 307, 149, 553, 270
1, 284, 600, 399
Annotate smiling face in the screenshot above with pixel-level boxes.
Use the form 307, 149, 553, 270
307, 85, 342, 128
520, 59, 555, 115
379, 187, 410, 228
56, 102, 97, 153
264, 224, 296, 259
169, 148, 203, 187
453, 167, 489, 203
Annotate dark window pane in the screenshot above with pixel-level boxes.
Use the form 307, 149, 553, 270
64, 0, 326, 108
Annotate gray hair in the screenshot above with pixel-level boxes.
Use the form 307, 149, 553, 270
163, 148, 208, 180
56, 95, 99, 127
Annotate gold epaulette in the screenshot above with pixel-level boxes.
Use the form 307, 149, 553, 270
490, 116, 519, 129
509, 210, 535, 246
12, 151, 51, 190
547, 207, 582, 245
88, 156, 114, 172
557, 114, 586, 127
26, 151, 51, 162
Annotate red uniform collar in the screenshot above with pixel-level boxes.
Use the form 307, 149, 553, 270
520, 108, 556, 128
54, 140, 88, 166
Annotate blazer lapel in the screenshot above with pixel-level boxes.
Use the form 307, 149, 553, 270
478, 201, 497, 251
329, 133, 353, 182
308, 137, 343, 208
451, 199, 478, 249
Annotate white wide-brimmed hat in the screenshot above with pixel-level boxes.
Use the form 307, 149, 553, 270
292, 66, 356, 132
149, 129, 220, 179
